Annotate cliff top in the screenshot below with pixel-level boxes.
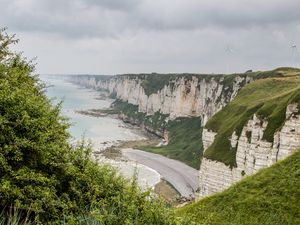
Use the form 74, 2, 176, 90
116, 68, 300, 96
204, 68, 300, 167
119, 67, 300, 97
69, 67, 300, 97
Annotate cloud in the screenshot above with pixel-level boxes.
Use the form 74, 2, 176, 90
136, 0, 300, 31
1, 0, 139, 38
1, 0, 300, 74
1, 0, 300, 38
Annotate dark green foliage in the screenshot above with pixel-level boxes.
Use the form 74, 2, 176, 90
144, 111, 169, 134
177, 150, 300, 225
113, 100, 169, 134
113, 99, 146, 124
141, 74, 175, 96
141, 117, 203, 169
0, 29, 177, 224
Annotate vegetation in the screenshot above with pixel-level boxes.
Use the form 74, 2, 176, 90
113, 99, 147, 124
154, 180, 180, 205
3, 27, 300, 225
177, 149, 300, 225
0, 29, 178, 224
141, 117, 203, 169
205, 69, 300, 167
120, 72, 245, 97
113, 100, 169, 135
121, 69, 290, 97
113, 100, 202, 168
112, 69, 298, 168
140, 74, 176, 96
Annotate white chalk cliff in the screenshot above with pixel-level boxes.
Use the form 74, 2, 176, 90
71, 74, 251, 124
71, 74, 300, 199
199, 103, 300, 197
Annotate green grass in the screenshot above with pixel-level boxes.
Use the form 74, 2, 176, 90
177, 149, 300, 225
144, 111, 169, 134
113, 68, 300, 168
141, 117, 203, 169
204, 68, 300, 167
141, 74, 176, 96
113, 99, 168, 133
113, 99, 147, 124
112, 100, 202, 168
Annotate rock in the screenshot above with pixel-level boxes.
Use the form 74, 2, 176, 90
202, 129, 217, 151
199, 104, 300, 198
70, 74, 253, 125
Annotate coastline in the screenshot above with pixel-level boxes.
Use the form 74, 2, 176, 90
68, 84, 196, 204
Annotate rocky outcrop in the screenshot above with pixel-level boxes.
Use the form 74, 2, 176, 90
202, 129, 217, 151
71, 74, 252, 124
199, 103, 300, 197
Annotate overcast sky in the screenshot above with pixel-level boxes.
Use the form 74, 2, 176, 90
1, 0, 300, 74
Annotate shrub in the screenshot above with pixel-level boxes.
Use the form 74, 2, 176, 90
0, 29, 177, 224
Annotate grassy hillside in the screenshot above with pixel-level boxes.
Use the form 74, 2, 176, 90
204, 68, 300, 167
141, 117, 203, 169
113, 68, 300, 168
113, 100, 202, 168
177, 150, 300, 225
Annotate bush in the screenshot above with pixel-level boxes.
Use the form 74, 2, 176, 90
0, 29, 177, 224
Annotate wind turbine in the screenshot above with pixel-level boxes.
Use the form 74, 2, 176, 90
291, 44, 297, 67
225, 45, 235, 73
225, 45, 234, 54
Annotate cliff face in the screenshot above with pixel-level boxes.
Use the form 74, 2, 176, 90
71, 68, 300, 199
71, 74, 252, 124
199, 103, 300, 197
198, 69, 300, 198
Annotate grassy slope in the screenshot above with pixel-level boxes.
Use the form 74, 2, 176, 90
205, 68, 300, 167
113, 68, 300, 168
113, 99, 202, 168
141, 117, 203, 169
113, 70, 259, 168
177, 150, 300, 225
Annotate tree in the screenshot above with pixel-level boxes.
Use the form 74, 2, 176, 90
0, 28, 177, 224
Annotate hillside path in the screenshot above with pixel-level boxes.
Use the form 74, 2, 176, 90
122, 148, 199, 198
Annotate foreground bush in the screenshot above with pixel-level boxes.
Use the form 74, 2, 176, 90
0, 29, 177, 224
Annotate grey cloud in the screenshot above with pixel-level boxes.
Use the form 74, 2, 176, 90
1, 0, 300, 38
2, 0, 300, 75
136, 0, 300, 31
1, 0, 138, 38
85, 0, 139, 10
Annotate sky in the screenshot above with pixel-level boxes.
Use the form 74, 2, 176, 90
1, 0, 300, 75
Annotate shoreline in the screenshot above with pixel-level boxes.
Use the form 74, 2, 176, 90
77, 109, 184, 203
70, 89, 194, 204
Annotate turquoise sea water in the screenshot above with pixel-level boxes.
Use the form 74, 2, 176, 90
40, 75, 144, 150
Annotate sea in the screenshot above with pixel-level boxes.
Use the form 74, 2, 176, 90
40, 75, 144, 149
39, 75, 161, 190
